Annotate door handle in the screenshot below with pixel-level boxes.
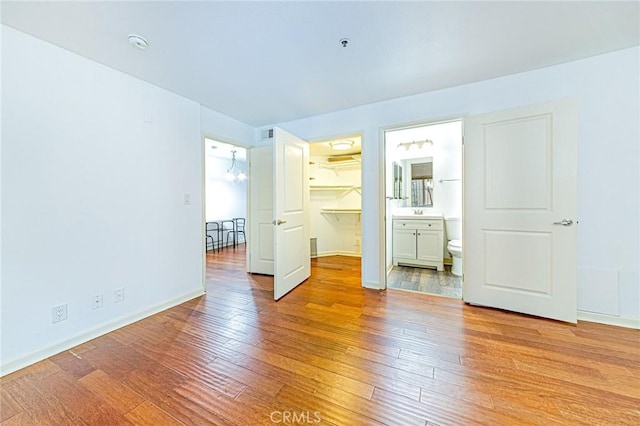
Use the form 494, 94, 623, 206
553, 218, 573, 227
272, 219, 287, 226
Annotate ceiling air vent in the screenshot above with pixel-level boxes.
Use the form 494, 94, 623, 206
261, 128, 274, 140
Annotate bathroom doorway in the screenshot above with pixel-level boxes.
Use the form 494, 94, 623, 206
384, 120, 463, 298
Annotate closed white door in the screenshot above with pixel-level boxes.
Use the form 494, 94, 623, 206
248, 146, 274, 275
464, 100, 578, 323
273, 128, 310, 300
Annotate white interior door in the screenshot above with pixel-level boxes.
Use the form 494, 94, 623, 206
248, 146, 274, 275
464, 100, 578, 323
273, 128, 310, 300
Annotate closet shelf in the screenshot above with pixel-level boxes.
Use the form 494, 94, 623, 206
310, 185, 361, 195
310, 185, 353, 190
319, 159, 361, 169
318, 157, 361, 176
320, 208, 361, 214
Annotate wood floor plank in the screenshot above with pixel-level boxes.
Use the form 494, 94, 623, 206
276, 384, 386, 426
0, 411, 37, 426
77, 369, 145, 414
1, 249, 638, 425
1, 374, 85, 425
49, 349, 96, 380
124, 400, 183, 426
39, 370, 133, 425
224, 338, 375, 399
0, 387, 23, 422
206, 357, 285, 398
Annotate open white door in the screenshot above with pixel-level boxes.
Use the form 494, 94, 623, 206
248, 146, 274, 275
464, 100, 577, 323
273, 128, 310, 300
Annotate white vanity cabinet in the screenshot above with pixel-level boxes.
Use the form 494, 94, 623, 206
392, 218, 444, 271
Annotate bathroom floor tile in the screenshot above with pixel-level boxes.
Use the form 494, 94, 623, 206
387, 265, 462, 299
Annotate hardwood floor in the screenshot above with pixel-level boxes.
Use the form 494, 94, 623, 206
2, 248, 639, 425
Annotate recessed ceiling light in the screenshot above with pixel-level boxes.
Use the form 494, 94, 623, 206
128, 34, 149, 50
329, 139, 355, 151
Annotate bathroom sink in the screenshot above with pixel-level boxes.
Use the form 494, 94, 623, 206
392, 211, 443, 220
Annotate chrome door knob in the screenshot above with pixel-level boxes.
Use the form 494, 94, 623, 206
553, 218, 573, 226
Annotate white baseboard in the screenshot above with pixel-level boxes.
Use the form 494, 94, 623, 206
578, 310, 640, 329
363, 280, 383, 290
316, 251, 361, 258
0, 288, 206, 377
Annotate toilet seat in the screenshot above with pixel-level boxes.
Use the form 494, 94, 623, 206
448, 239, 462, 251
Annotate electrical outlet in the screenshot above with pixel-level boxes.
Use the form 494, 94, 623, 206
52, 304, 68, 323
92, 293, 103, 310
114, 288, 125, 303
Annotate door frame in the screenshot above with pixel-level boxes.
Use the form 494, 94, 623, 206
201, 132, 251, 289
378, 116, 465, 290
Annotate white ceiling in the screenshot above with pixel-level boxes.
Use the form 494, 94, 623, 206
2, 1, 638, 127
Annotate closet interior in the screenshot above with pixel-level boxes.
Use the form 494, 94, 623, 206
308, 137, 362, 259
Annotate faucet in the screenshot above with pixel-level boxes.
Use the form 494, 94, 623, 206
413, 209, 423, 215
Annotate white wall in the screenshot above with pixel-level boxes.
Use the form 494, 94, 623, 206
201, 106, 256, 148
278, 47, 640, 324
2, 26, 207, 374
205, 156, 247, 222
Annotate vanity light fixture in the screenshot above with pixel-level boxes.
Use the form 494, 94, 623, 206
329, 139, 355, 151
127, 34, 149, 50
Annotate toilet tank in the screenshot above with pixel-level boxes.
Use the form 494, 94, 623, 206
444, 217, 461, 241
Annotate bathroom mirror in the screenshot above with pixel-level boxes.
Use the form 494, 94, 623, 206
410, 159, 433, 207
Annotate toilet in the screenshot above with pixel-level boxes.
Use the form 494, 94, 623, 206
445, 217, 463, 276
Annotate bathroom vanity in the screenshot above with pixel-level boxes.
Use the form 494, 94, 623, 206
392, 213, 444, 271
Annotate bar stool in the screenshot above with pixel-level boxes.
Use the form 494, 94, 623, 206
220, 219, 235, 248
226, 217, 246, 247
205, 221, 222, 252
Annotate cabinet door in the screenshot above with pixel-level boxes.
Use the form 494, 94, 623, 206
393, 228, 417, 259
416, 230, 441, 261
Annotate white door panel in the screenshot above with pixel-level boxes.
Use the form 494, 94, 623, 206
274, 128, 310, 300
464, 100, 577, 323
248, 146, 274, 275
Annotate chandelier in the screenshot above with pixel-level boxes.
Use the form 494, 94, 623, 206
225, 150, 246, 182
